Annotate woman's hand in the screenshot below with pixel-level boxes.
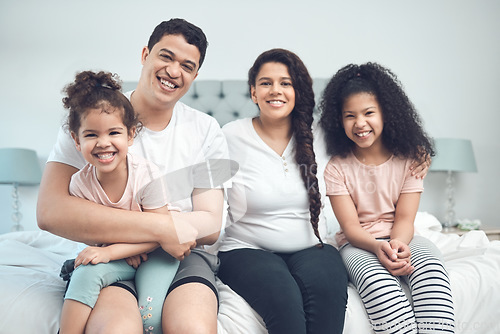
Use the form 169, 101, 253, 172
74, 246, 112, 268
410, 149, 431, 179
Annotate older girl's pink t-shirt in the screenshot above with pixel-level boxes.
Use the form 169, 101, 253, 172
324, 153, 423, 247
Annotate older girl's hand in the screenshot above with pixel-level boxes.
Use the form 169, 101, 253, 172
375, 240, 414, 276
389, 239, 412, 262
388, 239, 414, 276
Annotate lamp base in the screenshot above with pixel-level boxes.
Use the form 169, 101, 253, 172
442, 171, 457, 229
441, 224, 458, 233
10, 183, 24, 232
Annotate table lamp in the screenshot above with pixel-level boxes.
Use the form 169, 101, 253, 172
429, 138, 477, 229
0, 148, 42, 231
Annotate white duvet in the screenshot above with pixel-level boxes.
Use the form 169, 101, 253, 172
1, 212, 499, 334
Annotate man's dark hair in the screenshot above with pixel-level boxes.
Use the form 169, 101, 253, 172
147, 18, 208, 70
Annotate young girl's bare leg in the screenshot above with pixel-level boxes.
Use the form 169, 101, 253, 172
85, 285, 143, 334
59, 299, 92, 334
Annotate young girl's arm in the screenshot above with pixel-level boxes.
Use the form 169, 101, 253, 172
330, 194, 410, 275
74, 242, 159, 268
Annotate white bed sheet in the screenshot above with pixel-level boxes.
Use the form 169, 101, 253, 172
1, 212, 499, 334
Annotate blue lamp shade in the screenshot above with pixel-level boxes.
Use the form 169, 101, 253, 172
0, 148, 42, 185
430, 138, 477, 173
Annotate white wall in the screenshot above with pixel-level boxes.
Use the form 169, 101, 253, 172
1, 0, 499, 234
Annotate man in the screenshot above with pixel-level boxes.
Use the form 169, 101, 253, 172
37, 18, 226, 333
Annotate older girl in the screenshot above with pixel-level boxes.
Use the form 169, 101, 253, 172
321, 63, 455, 333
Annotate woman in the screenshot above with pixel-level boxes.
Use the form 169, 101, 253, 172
217, 48, 349, 334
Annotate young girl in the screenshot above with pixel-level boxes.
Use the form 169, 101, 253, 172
320, 63, 455, 333
59, 70, 181, 334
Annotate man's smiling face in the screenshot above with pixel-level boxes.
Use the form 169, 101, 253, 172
139, 33, 200, 110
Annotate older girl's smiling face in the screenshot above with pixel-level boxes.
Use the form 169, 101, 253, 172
251, 62, 295, 123
342, 92, 384, 152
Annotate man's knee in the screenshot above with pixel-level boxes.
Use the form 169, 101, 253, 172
163, 321, 217, 334
162, 283, 218, 334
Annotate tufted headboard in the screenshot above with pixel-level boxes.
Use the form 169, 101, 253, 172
123, 79, 329, 126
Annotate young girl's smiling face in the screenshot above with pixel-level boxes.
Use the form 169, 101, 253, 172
342, 92, 384, 152
72, 107, 134, 178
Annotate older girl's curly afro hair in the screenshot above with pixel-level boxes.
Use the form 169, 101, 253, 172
319, 62, 434, 160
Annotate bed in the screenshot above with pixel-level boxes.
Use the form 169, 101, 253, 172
1, 212, 499, 333
1, 80, 499, 333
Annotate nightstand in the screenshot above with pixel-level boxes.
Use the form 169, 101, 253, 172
442, 226, 500, 241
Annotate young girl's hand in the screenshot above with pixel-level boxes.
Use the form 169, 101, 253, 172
74, 246, 111, 268
125, 253, 148, 269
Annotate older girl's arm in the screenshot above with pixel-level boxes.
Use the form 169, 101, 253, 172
391, 192, 420, 245
330, 194, 407, 273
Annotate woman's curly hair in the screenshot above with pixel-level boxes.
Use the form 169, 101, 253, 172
248, 48, 323, 246
319, 62, 434, 160
63, 70, 140, 136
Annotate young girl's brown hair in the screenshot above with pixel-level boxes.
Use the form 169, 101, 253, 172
63, 70, 140, 137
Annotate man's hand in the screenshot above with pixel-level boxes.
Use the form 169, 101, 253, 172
158, 220, 198, 260
160, 240, 197, 261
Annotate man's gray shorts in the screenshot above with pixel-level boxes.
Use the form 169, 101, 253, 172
111, 248, 220, 302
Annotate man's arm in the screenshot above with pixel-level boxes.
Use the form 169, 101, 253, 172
170, 188, 224, 246
36, 162, 192, 259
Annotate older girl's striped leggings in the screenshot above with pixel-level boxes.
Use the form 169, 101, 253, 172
340, 235, 455, 333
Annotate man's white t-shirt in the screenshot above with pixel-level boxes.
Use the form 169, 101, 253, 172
49, 95, 229, 215
219, 118, 330, 254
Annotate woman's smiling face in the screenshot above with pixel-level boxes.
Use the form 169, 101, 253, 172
251, 62, 295, 123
